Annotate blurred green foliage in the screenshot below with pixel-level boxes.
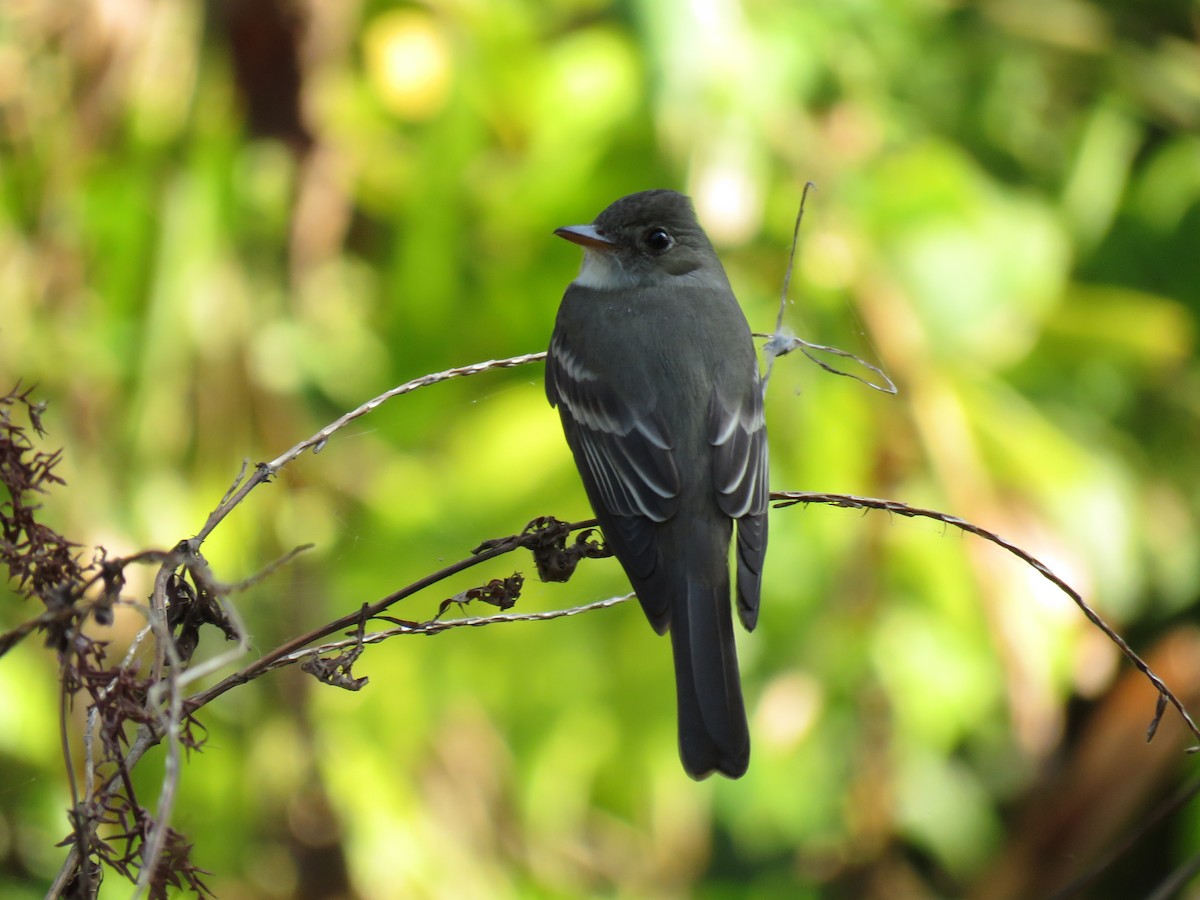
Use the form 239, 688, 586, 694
2, 0, 1200, 897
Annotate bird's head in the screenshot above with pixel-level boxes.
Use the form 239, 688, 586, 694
555, 190, 723, 289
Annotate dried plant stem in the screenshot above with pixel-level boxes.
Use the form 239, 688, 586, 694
192, 352, 548, 546
183, 515, 597, 714
772, 490, 1200, 747
279, 595, 632, 665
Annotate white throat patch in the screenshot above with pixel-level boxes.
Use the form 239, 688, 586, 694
573, 250, 640, 290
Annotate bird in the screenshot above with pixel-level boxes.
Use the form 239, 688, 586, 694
545, 189, 769, 780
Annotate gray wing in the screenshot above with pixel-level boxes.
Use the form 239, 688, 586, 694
546, 330, 681, 629
709, 374, 768, 631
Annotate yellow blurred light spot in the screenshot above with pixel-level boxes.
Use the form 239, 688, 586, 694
537, 28, 638, 142
0, 45, 24, 105
802, 229, 858, 290
1072, 628, 1118, 699
756, 671, 823, 752
1022, 544, 1087, 625
448, 385, 566, 509
364, 10, 452, 120
248, 319, 304, 394
692, 152, 760, 245
0, 644, 59, 762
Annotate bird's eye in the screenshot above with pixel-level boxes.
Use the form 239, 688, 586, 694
643, 227, 674, 253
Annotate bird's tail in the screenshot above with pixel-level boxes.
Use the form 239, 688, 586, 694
669, 570, 749, 780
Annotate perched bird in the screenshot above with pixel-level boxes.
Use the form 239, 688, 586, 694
546, 190, 769, 779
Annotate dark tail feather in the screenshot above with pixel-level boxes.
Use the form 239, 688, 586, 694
669, 576, 749, 780
735, 512, 767, 631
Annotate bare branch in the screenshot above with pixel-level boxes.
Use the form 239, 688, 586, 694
288, 596, 632, 668
761, 181, 815, 395
191, 353, 548, 546
771, 490, 1200, 748
758, 333, 898, 395
758, 184, 897, 396
182, 515, 600, 714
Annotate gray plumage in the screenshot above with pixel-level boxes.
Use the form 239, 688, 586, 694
546, 190, 768, 779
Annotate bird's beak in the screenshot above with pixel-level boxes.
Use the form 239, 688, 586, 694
554, 224, 616, 252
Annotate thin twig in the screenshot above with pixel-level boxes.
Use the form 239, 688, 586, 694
220, 544, 314, 595
279, 595, 632, 666
136, 566, 184, 899
46, 727, 160, 898
192, 353, 548, 546
758, 334, 897, 395
182, 516, 598, 714
758, 183, 896, 396
58, 655, 91, 899
762, 181, 815, 394
771, 490, 1200, 747
1144, 848, 1200, 900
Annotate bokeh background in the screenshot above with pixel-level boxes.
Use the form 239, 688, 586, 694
3, 0, 1200, 897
